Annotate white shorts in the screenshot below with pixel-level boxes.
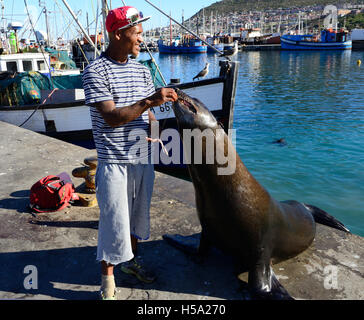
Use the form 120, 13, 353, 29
95, 162, 155, 265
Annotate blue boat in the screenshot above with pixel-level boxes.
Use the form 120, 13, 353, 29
158, 37, 207, 54
207, 43, 224, 53
281, 29, 352, 50
206, 37, 225, 53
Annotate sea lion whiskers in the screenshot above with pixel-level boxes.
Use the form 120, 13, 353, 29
179, 98, 197, 114
173, 88, 219, 130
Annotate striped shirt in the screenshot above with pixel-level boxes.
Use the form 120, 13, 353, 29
82, 53, 155, 163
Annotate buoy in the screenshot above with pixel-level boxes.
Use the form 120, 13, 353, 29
357, 59, 362, 66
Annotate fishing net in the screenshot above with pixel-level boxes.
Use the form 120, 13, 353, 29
139, 59, 165, 88
0, 72, 83, 106
51, 74, 83, 89
0, 58, 163, 106
0, 71, 53, 106
45, 48, 78, 70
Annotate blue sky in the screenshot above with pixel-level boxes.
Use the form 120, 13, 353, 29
2, 0, 218, 39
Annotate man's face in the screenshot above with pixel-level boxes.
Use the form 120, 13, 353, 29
116, 24, 143, 57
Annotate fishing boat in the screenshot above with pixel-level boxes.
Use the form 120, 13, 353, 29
281, 29, 352, 50
240, 28, 264, 45
281, 5, 351, 51
157, 36, 207, 54
262, 33, 281, 45
157, 38, 179, 54
351, 29, 364, 50
0, 0, 237, 179
0, 52, 51, 76
206, 37, 225, 53
0, 59, 238, 179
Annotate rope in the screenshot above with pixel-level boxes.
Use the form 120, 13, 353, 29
24, 0, 55, 88
19, 88, 58, 128
146, 137, 168, 156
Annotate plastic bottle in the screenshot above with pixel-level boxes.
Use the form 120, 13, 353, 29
9, 32, 17, 54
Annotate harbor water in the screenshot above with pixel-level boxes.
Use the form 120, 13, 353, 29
139, 50, 364, 236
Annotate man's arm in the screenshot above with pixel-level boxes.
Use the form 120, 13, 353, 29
93, 88, 176, 128
148, 109, 157, 123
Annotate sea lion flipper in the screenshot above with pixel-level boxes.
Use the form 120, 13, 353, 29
162, 233, 201, 255
246, 249, 294, 300
247, 266, 294, 300
269, 271, 294, 300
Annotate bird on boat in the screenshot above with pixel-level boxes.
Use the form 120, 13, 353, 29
219, 40, 238, 58
193, 62, 210, 81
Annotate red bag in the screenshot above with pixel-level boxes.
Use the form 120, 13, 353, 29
29, 174, 78, 213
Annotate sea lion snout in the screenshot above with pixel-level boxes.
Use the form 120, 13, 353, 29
172, 90, 219, 130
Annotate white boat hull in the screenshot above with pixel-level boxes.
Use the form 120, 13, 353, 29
0, 82, 224, 133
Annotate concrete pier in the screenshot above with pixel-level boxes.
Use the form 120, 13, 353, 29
0, 120, 363, 300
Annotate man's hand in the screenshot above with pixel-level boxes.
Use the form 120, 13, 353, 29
94, 88, 177, 128
147, 88, 178, 107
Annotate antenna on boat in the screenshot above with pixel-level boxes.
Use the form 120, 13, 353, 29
144, 0, 227, 58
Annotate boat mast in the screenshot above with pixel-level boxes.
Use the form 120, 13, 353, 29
86, 12, 89, 36
144, 0, 224, 56
94, 0, 100, 59
54, 3, 58, 46
181, 9, 184, 39
0, 0, 6, 51
169, 11, 172, 46
39, 1, 51, 46
196, 12, 199, 35
278, 15, 281, 34
101, 0, 109, 46
61, 0, 100, 55
202, 7, 205, 35
210, 11, 212, 36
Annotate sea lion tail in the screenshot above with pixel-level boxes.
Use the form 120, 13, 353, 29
304, 204, 350, 233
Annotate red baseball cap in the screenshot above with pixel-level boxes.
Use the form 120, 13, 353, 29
105, 6, 151, 33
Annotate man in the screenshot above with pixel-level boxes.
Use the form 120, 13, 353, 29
82, 6, 177, 300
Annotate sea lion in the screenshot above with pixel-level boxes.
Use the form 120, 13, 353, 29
272, 138, 287, 146
164, 88, 349, 300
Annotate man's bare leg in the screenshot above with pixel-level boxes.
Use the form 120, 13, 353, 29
131, 234, 138, 255
100, 261, 115, 299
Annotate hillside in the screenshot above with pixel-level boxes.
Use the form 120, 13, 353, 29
340, 11, 364, 28
186, 0, 364, 30
197, 0, 363, 14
